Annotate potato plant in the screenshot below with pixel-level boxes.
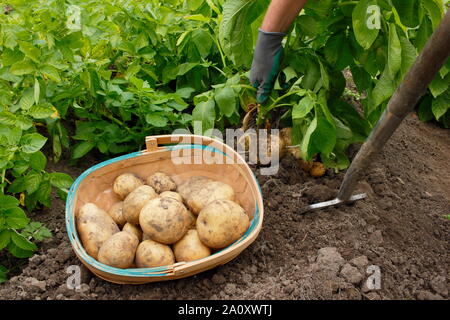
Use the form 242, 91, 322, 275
219, 0, 449, 168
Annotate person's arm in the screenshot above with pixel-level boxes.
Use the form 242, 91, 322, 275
261, 0, 308, 33
250, 0, 308, 104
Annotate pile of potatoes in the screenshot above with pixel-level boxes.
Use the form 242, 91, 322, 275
76, 172, 250, 269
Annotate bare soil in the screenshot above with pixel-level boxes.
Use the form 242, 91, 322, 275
0, 113, 449, 300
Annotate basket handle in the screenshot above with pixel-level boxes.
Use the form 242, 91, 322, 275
145, 134, 232, 153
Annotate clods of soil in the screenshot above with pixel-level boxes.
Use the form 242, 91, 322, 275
0, 115, 449, 300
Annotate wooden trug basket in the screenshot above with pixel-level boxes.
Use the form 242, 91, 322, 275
66, 134, 264, 284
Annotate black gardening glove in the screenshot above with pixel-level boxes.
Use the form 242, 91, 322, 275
250, 29, 286, 104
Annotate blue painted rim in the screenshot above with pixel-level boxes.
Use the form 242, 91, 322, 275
65, 144, 262, 278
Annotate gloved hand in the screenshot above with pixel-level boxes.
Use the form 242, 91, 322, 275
250, 29, 286, 104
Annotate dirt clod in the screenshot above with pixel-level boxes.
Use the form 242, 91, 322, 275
340, 264, 363, 285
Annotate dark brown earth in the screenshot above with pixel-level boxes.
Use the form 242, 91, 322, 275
0, 111, 449, 300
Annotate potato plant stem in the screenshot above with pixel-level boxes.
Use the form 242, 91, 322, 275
266, 89, 306, 111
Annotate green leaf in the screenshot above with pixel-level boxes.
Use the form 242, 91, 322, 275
25, 172, 42, 194
15, 115, 33, 130
387, 24, 402, 78
29, 104, 54, 119
292, 95, 315, 119
352, 0, 380, 50
36, 180, 51, 207
421, 0, 444, 30
41, 65, 61, 82
187, 0, 203, 11
432, 91, 450, 120
329, 99, 371, 137
0, 230, 11, 251
191, 29, 213, 58
371, 67, 395, 110
301, 116, 337, 159
214, 87, 236, 117
0, 266, 7, 283
10, 60, 35, 76
399, 34, 417, 78
300, 57, 321, 90
415, 15, 432, 51
301, 117, 318, 160
311, 117, 337, 157
145, 114, 168, 127
48, 173, 73, 189
20, 133, 47, 154
7, 177, 27, 194
19, 89, 35, 110
318, 60, 330, 90
1, 49, 24, 66
7, 241, 35, 258
351, 64, 372, 92
5, 207, 30, 229
297, 15, 320, 37
417, 94, 434, 122
391, 0, 420, 28
11, 231, 37, 251
72, 141, 95, 159
18, 41, 40, 63
192, 99, 216, 135
34, 78, 40, 104
0, 111, 17, 126
0, 195, 19, 210
429, 75, 449, 98
219, 0, 269, 68
29, 151, 47, 172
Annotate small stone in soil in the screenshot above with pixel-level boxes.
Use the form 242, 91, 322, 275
212, 274, 226, 285
340, 263, 363, 285
369, 230, 384, 245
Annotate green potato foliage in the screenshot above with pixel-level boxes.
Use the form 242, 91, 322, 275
220, 0, 449, 168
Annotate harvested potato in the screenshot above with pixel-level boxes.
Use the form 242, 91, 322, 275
196, 200, 249, 249
159, 191, 183, 203
299, 159, 314, 172
237, 131, 285, 163
177, 176, 211, 201
113, 173, 143, 200
123, 185, 157, 225
108, 202, 126, 227
173, 229, 211, 262
122, 222, 143, 241
139, 197, 190, 244
97, 231, 139, 269
76, 203, 120, 259
146, 172, 177, 193
310, 161, 326, 177
280, 127, 293, 146
185, 180, 235, 214
135, 240, 175, 268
